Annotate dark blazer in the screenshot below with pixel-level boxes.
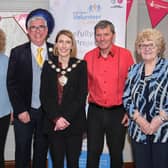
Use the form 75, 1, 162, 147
7, 42, 53, 117
40, 56, 88, 135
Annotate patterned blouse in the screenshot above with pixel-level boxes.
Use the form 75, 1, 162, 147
123, 58, 168, 144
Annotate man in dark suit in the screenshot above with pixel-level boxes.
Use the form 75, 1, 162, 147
7, 8, 55, 168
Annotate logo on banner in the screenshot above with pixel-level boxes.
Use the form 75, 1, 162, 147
73, 3, 101, 21
110, 0, 124, 8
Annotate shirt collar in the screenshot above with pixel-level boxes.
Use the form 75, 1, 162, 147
31, 42, 47, 59
98, 45, 115, 58
31, 42, 46, 51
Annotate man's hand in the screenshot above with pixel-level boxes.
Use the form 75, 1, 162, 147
121, 113, 129, 127
18, 111, 30, 123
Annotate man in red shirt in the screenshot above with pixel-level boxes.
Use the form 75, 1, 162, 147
84, 20, 134, 168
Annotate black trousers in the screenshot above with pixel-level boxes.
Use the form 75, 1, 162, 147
131, 139, 168, 168
0, 114, 10, 168
14, 108, 48, 168
49, 132, 83, 168
87, 103, 126, 168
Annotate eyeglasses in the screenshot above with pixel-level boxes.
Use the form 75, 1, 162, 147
29, 25, 47, 32
139, 43, 156, 50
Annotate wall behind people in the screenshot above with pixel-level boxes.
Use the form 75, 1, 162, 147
1, 0, 168, 163
0, 12, 28, 56
0, 0, 48, 12
127, 1, 168, 61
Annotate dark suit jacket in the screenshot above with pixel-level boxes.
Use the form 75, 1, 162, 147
7, 42, 53, 117
40, 56, 88, 135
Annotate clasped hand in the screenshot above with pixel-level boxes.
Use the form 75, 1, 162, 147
136, 115, 163, 135
54, 117, 70, 131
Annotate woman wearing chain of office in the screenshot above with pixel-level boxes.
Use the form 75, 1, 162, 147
40, 29, 88, 168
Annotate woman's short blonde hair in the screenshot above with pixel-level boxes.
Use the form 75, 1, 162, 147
135, 28, 165, 57
53, 29, 77, 57
0, 28, 6, 53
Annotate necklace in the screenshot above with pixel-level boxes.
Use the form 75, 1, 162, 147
48, 59, 81, 86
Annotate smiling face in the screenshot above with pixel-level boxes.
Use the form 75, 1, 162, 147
139, 40, 158, 63
95, 25, 115, 53
56, 34, 73, 58
27, 18, 48, 46
135, 28, 166, 62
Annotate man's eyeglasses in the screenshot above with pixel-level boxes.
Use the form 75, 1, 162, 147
139, 43, 156, 50
29, 25, 47, 32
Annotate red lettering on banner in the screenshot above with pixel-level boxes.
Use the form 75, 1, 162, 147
146, 0, 168, 27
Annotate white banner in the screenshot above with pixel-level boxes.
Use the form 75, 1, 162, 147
49, 0, 127, 59
48, 1, 127, 167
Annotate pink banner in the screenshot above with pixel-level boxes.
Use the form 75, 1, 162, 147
146, 0, 168, 28
126, 0, 133, 23
14, 14, 28, 34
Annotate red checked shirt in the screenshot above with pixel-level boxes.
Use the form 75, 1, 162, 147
84, 44, 134, 107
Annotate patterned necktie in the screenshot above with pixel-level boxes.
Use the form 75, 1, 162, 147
36, 48, 43, 67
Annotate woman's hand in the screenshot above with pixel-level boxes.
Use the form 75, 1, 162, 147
149, 116, 163, 135
136, 116, 151, 134
133, 110, 151, 134
54, 117, 70, 131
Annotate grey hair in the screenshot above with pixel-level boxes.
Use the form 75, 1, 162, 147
94, 20, 115, 35
27, 16, 47, 28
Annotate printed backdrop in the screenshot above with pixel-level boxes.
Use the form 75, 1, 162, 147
48, 0, 127, 167
49, 0, 127, 58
